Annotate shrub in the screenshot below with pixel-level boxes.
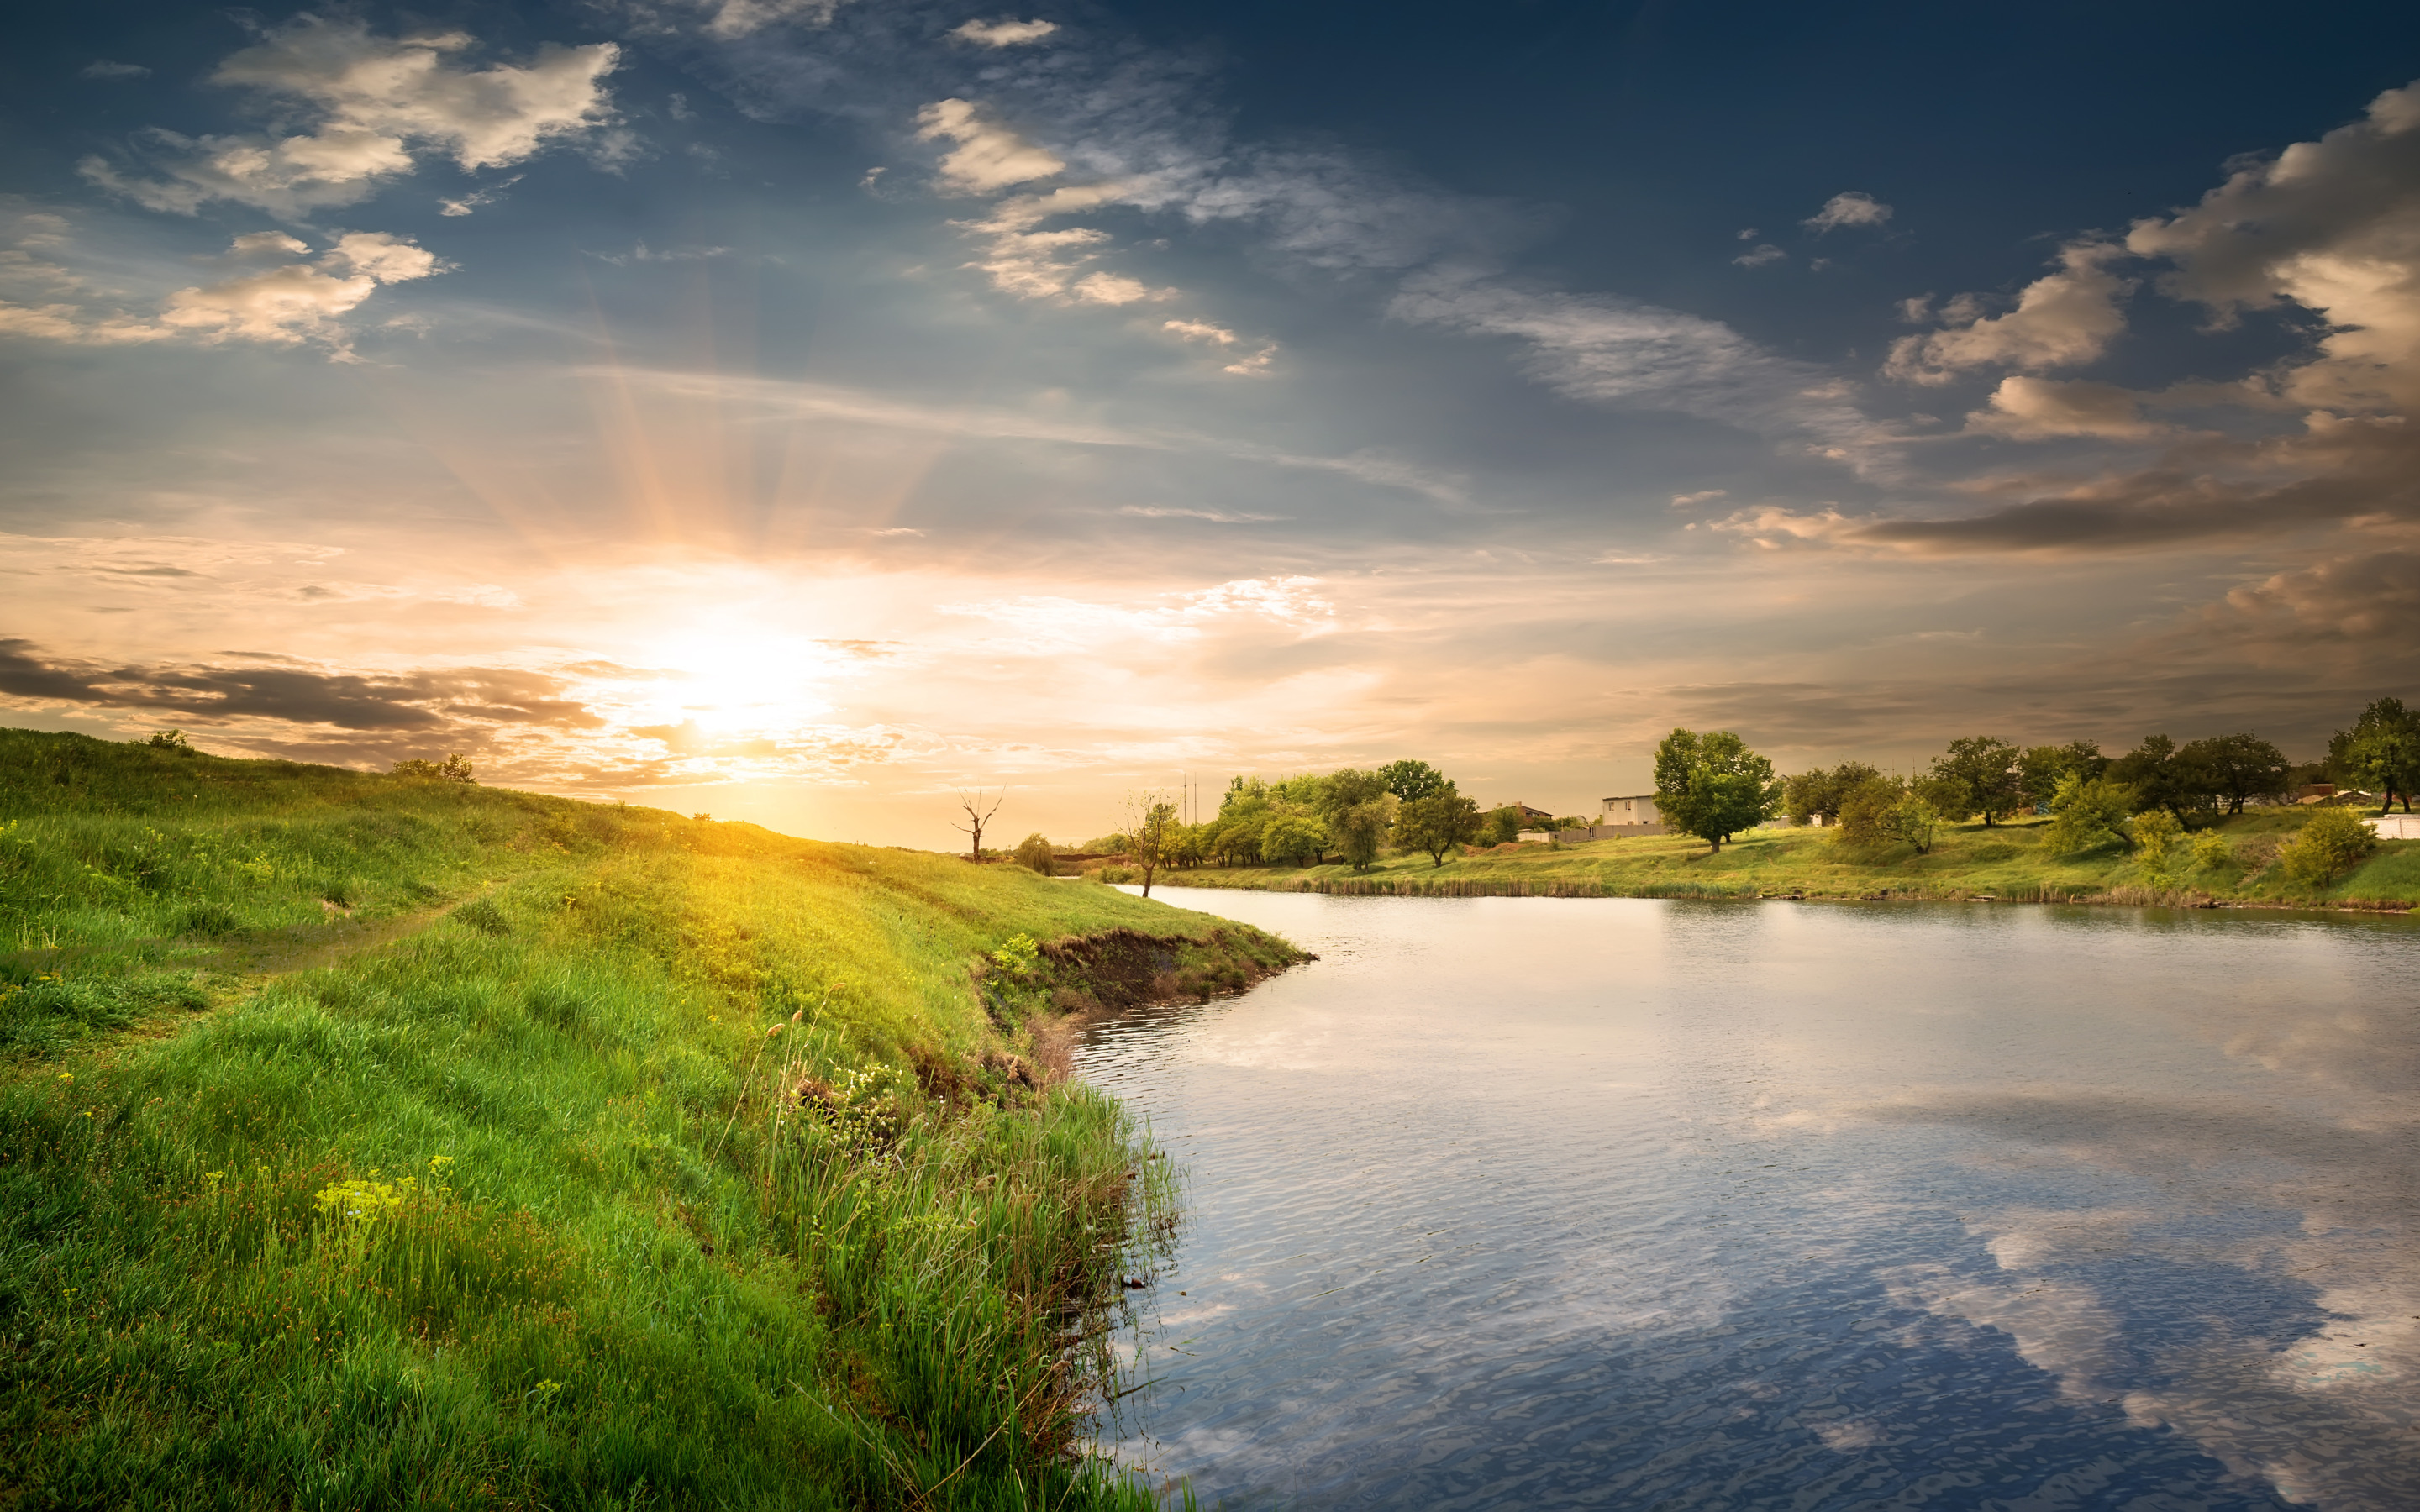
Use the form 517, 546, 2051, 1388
2191, 832, 2234, 874
2128, 808, 2185, 886
145, 729, 191, 751
2042, 774, 2134, 854
454, 896, 511, 936
1097, 865, 1134, 885
1012, 832, 1056, 875
392, 753, 476, 783
2280, 806, 2375, 890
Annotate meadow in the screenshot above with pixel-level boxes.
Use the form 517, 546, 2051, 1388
0, 727, 1297, 1510
1160, 806, 2420, 907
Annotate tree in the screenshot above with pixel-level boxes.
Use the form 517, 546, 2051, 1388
2041, 774, 2135, 854
2109, 735, 2215, 822
1830, 774, 1943, 853
951, 788, 1005, 864
1483, 805, 1523, 844
1928, 737, 2023, 827
1123, 792, 1181, 899
2280, 806, 2374, 889
2128, 809, 2186, 887
2328, 697, 2420, 813
145, 729, 191, 751
1395, 787, 1481, 867
1781, 762, 1881, 826
1652, 728, 1777, 853
2018, 740, 2105, 811
1259, 811, 1327, 867
2179, 732, 2290, 816
1012, 832, 1056, 875
1333, 799, 1394, 869
1379, 759, 1451, 803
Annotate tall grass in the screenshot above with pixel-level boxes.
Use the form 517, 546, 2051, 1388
0, 728, 1259, 1508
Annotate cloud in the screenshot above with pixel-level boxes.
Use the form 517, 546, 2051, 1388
80, 60, 151, 81
1389, 269, 1883, 460
1162, 316, 1278, 374
1802, 191, 1892, 233
1962, 375, 2166, 439
1670, 490, 1727, 507
2128, 79, 2420, 415
915, 97, 1065, 192
437, 172, 523, 216
951, 18, 1059, 46
1070, 270, 1168, 304
2210, 550, 2420, 643
1886, 241, 2134, 384
1118, 506, 1284, 523
692, 0, 848, 39
155, 232, 441, 351
1733, 243, 1785, 268
0, 638, 591, 732
79, 15, 619, 218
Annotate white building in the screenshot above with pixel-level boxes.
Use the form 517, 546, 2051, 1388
1592, 794, 1670, 837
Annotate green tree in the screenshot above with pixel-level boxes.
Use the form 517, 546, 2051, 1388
1652, 728, 1778, 852
2018, 740, 2105, 811
2280, 806, 2375, 889
2178, 732, 2290, 816
1928, 737, 2023, 827
1011, 832, 1055, 876
2041, 774, 2135, 854
1483, 806, 1523, 845
2328, 697, 2420, 813
145, 729, 192, 751
1834, 774, 1904, 848
1380, 759, 1451, 803
1333, 799, 1394, 869
1259, 811, 1328, 867
1123, 793, 1181, 899
1396, 787, 1481, 867
1781, 762, 1881, 826
1887, 791, 1943, 854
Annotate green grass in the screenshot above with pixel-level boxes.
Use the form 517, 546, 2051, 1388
1162, 806, 2420, 908
0, 727, 1297, 1509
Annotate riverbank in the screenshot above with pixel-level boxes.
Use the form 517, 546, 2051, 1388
0, 727, 1302, 1509
1151, 807, 2420, 909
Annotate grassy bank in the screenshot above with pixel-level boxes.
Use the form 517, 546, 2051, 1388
0, 727, 1300, 1509
1155, 806, 2420, 908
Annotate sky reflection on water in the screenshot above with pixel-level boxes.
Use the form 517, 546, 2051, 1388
1076, 893, 2418, 1509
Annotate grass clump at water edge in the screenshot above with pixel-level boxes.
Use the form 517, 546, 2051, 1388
0, 727, 1294, 1508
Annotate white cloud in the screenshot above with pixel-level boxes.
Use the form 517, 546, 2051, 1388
0, 231, 444, 354
80, 16, 619, 218
1070, 270, 1168, 304
80, 60, 151, 81
1963, 375, 2165, 439
437, 173, 523, 216
1161, 317, 1277, 375
1670, 490, 1727, 507
915, 97, 1065, 193
2128, 78, 2420, 414
1733, 243, 1786, 268
951, 18, 1060, 46
1886, 241, 2133, 385
1802, 191, 1892, 233
1118, 506, 1283, 523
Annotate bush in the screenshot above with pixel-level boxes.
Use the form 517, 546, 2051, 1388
1012, 832, 1056, 876
393, 753, 476, 783
454, 896, 511, 935
1097, 865, 1134, 885
145, 729, 191, 751
2280, 806, 2374, 890
2128, 808, 2185, 885
2043, 775, 2135, 854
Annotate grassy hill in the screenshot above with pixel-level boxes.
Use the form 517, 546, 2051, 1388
1159, 806, 2420, 908
0, 727, 1299, 1509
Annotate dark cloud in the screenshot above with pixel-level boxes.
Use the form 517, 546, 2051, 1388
0, 638, 600, 733
1853, 421, 2420, 555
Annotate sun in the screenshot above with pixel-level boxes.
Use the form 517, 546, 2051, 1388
620, 632, 839, 737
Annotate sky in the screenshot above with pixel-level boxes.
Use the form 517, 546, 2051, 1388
4, 0, 2419, 847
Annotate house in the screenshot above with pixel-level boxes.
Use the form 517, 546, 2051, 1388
1587, 794, 1670, 837
1495, 801, 1555, 822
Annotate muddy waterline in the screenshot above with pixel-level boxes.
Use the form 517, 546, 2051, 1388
1079, 890, 2417, 1509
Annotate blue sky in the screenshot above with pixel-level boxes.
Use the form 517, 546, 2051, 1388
3, 1, 2417, 843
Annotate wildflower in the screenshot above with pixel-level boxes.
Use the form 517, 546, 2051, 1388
56, 1072, 71, 1084
766, 1022, 785, 1037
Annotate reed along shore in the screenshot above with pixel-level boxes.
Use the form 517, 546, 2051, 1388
0, 727, 1302, 1509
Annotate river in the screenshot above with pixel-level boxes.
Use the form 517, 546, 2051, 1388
1077, 890, 2418, 1509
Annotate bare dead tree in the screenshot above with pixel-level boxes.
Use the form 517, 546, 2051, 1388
1123, 789, 1180, 899
952, 788, 1006, 864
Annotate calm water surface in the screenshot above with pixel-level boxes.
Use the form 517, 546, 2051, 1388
1077, 891, 2418, 1509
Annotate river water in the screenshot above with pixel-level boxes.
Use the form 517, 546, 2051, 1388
1076, 890, 2418, 1510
